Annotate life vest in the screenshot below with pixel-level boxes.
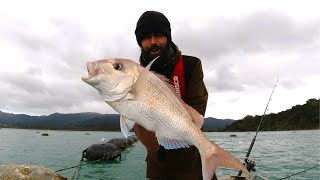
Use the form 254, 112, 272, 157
171, 55, 186, 98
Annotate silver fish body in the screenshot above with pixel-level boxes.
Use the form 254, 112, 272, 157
82, 58, 250, 179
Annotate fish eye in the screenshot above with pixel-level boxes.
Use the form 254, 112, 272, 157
113, 63, 121, 70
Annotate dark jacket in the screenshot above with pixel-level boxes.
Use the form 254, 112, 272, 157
181, 55, 208, 115
133, 43, 210, 179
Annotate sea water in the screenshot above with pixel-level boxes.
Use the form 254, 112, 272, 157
0, 128, 319, 180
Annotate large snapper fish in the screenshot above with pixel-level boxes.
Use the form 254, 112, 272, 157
81, 58, 250, 179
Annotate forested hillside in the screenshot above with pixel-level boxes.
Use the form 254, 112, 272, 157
224, 98, 319, 131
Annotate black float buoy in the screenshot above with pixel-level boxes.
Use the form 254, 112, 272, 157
82, 135, 139, 162
82, 143, 122, 161
127, 135, 139, 143
107, 138, 131, 150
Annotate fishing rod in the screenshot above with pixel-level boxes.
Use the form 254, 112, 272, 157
279, 164, 320, 179
238, 77, 279, 176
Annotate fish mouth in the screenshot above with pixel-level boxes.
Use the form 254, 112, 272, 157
81, 62, 97, 82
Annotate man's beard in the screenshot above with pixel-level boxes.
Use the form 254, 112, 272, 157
140, 42, 177, 77
141, 43, 170, 62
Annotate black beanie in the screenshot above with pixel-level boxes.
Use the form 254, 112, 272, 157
135, 11, 171, 46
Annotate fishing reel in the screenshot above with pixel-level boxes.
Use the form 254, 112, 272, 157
245, 159, 256, 172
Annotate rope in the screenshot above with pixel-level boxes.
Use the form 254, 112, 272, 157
55, 153, 85, 173
54, 159, 102, 173
55, 165, 82, 172
54, 152, 122, 179
54, 144, 131, 179
70, 159, 82, 180
279, 165, 320, 179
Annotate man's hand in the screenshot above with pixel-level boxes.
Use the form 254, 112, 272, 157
133, 124, 159, 152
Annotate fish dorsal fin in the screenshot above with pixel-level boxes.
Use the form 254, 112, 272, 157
131, 56, 171, 95
120, 115, 135, 138
131, 56, 161, 89
156, 135, 191, 149
145, 56, 160, 70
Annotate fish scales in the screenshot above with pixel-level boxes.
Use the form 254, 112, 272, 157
141, 70, 196, 141
82, 58, 250, 180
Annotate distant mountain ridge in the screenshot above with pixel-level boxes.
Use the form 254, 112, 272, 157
202, 118, 234, 131
0, 111, 233, 131
1, 98, 318, 131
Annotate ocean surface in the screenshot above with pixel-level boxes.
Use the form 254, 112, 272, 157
0, 128, 319, 180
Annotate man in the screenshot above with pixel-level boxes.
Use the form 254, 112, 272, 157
133, 11, 215, 180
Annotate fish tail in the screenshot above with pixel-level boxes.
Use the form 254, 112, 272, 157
200, 143, 250, 180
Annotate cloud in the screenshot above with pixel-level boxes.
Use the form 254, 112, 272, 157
175, 11, 319, 56
0, 14, 139, 115
0, 6, 319, 119
173, 10, 319, 93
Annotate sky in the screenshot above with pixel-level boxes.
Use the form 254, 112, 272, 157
0, 0, 319, 120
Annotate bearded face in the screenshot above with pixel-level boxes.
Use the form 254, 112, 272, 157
141, 42, 170, 61
140, 34, 169, 62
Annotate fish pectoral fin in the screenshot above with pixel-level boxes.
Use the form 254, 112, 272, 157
156, 135, 191, 149
120, 115, 135, 138
183, 104, 204, 129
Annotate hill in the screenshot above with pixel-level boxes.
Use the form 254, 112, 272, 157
202, 118, 234, 131
0, 111, 232, 131
224, 98, 319, 131
1, 98, 318, 131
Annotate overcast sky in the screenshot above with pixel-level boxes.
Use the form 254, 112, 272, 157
0, 0, 319, 120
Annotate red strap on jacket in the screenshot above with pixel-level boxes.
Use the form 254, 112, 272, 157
171, 55, 186, 98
